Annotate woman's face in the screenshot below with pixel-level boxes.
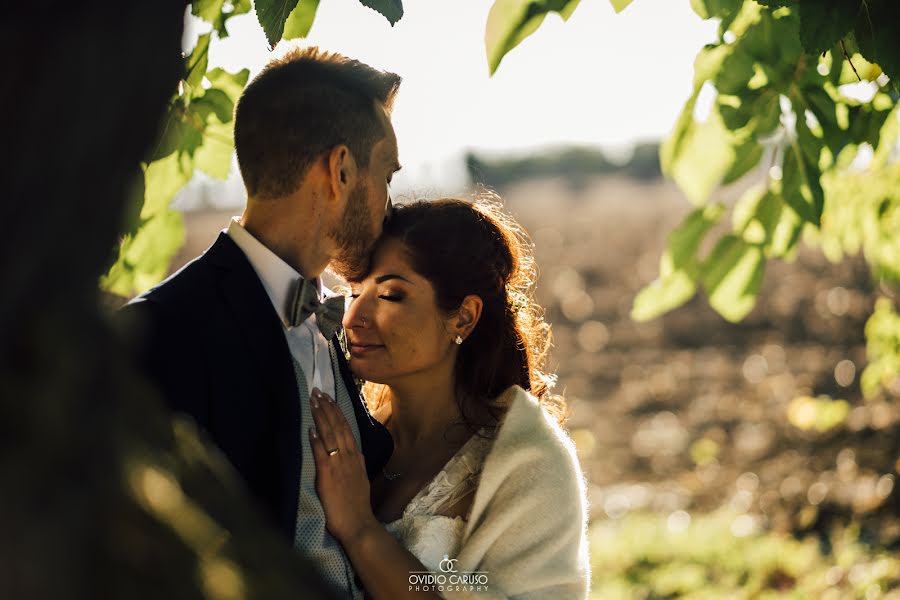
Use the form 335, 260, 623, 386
343, 238, 456, 385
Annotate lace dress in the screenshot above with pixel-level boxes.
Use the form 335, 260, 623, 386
383, 430, 493, 573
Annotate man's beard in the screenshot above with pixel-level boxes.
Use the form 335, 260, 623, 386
329, 182, 376, 281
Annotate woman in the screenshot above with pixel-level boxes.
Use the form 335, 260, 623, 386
307, 196, 590, 599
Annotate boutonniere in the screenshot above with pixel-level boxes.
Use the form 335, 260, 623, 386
337, 327, 350, 362
336, 326, 364, 393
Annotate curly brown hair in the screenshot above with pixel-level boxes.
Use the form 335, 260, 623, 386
361, 192, 568, 432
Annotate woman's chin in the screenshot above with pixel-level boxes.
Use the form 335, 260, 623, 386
349, 361, 387, 385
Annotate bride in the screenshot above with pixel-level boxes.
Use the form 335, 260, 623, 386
307, 196, 590, 599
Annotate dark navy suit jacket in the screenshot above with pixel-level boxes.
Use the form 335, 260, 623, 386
121, 232, 393, 542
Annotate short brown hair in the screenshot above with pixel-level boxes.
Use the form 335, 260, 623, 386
234, 46, 401, 199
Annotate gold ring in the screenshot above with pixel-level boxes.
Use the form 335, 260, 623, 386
327, 448, 340, 457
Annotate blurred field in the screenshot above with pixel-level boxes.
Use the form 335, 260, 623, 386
174, 172, 900, 598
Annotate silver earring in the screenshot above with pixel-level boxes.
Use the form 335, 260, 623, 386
361, 316, 368, 325
455, 334, 463, 345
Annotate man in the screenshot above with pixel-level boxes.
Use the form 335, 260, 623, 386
122, 46, 401, 599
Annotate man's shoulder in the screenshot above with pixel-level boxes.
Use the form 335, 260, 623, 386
129, 253, 216, 310
129, 233, 240, 310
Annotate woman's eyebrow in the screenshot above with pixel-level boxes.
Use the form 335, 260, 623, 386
374, 273, 412, 284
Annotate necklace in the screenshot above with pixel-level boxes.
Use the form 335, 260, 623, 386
382, 466, 402, 481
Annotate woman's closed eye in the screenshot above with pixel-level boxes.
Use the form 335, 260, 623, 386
347, 291, 404, 302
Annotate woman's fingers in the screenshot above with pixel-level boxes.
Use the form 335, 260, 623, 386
310, 389, 340, 454
308, 426, 327, 465
313, 388, 359, 457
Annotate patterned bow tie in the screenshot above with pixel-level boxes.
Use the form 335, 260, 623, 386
286, 277, 345, 339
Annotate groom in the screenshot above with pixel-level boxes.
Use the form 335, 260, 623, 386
122, 47, 400, 598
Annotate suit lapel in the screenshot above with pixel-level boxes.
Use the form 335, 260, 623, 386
206, 233, 302, 537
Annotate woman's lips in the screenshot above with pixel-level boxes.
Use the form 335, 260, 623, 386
349, 343, 384, 357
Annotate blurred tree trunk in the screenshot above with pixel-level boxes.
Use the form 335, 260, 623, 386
0, 4, 333, 598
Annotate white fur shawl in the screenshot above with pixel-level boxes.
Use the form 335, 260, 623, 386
443, 385, 591, 599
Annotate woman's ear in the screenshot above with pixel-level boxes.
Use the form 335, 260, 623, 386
327, 144, 358, 201
454, 295, 483, 343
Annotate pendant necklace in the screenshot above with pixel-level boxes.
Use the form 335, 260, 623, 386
382, 466, 402, 481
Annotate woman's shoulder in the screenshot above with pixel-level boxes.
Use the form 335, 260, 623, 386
461, 385, 588, 547
495, 386, 577, 451
482, 385, 583, 485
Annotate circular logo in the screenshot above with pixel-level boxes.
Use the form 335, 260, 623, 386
438, 555, 459, 573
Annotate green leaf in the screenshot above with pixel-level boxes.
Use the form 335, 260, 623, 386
206, 68, 250, 104
486, 0, 580, 75
846, 98, 893, 150
835, 51, 882, 84
714, 45, 755, 96
102, 210, 186, 297
797, 0, 859, 57
141, 152, 194, 219
754, 0, 796, 7
609, 0, 632, 13
752, 91, 782, 136
661, 44, 730, 185
193, 88, 235, 124
185, 33, 211, 89
768, 201, 803, 257
722, 138, 764, 185
690, 0, 743, 20
193, 0, 252, 38
781, 140, 824, 224
193, 0, 227, 24
732, 184, 800, 255
733, 184, 766, 229
667, 203, 727, 272
851, 2, 900, 87
795, 104, 825, 168
662, 105, 741, 205
872, 106, 900, 169
804, 86, 839, 132
861, 297, 900, 398
631, 203, 725, 321
701, 234, 766, 322
692, 44, 730, 88
717, 94, 753, 131
631, 271, 697, 322
256, 0, 301, 47
283, 0, 320, 39
149, 107, 191, 162
119, 168, 146, 239
357, 0, 403, 25
194, 120, 235, 179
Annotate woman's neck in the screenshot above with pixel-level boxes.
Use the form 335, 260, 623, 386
385, 373, 463, 451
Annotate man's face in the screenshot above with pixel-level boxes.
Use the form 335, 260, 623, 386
330, 109, 400, 280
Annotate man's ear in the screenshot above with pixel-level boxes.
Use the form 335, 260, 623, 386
327, 144, 358, 200
454, 295, 484, 343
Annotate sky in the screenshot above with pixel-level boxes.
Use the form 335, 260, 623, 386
182, 0, 718, 204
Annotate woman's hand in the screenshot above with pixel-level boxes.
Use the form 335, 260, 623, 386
308, 387, 379, 545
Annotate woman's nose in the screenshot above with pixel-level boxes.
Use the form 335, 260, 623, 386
342, 295, 370, 329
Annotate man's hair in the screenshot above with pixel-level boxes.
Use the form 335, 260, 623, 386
234, 46, 401, 199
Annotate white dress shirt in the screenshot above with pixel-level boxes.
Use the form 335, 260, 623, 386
226, 219, 337, 399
